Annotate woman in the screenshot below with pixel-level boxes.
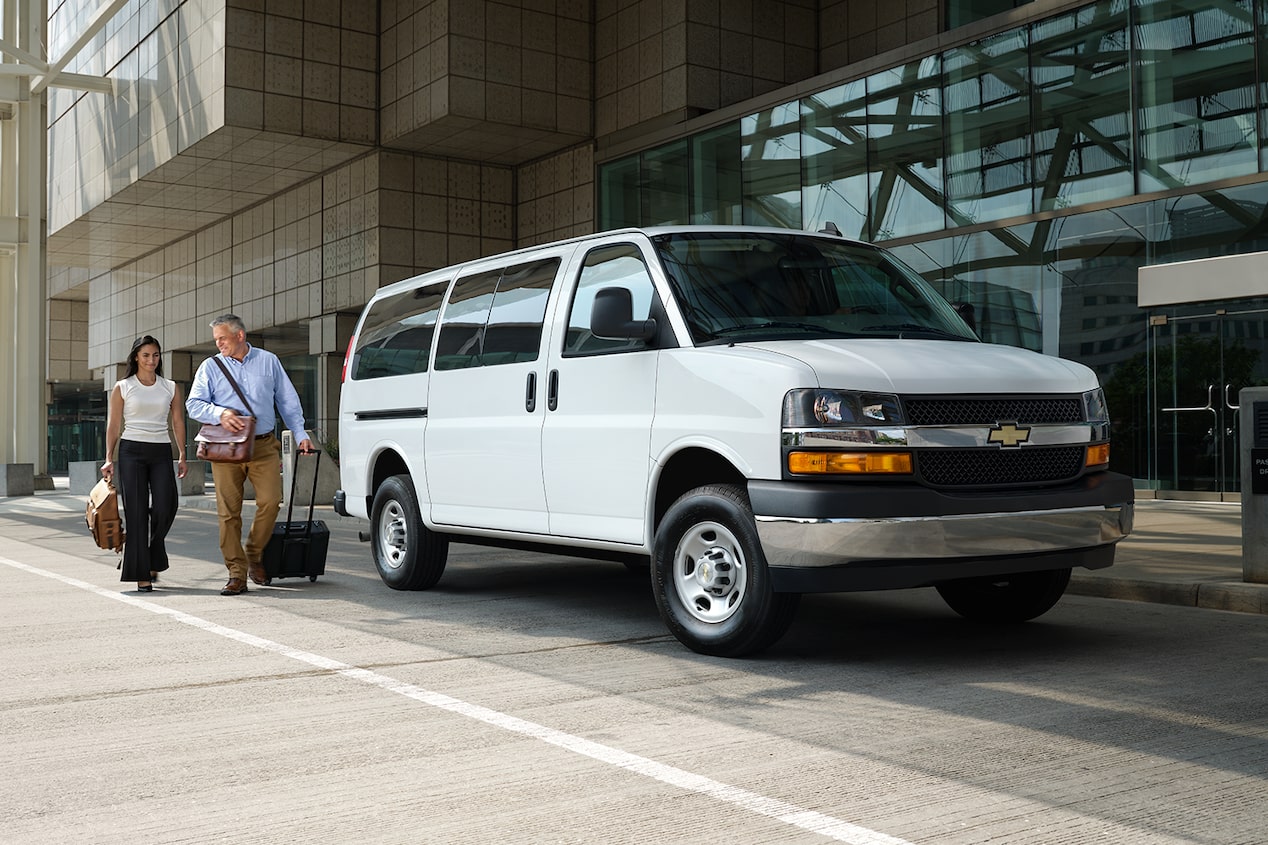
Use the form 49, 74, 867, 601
102, 336, 188, 591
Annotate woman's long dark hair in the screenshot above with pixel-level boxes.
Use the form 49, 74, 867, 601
125, 335, 164, 379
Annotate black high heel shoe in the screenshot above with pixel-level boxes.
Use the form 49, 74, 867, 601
150, 571, 159, 581
138, 582, 153, 592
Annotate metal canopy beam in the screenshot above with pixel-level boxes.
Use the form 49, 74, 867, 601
29, 0, 129, 94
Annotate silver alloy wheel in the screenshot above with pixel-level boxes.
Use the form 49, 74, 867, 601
671, 519, 748, 624
378, 499, 409, 570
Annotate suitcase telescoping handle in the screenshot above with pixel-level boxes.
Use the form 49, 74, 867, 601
283, 447, 322, 540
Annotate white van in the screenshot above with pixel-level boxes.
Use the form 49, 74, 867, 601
335, 226, 1133, 656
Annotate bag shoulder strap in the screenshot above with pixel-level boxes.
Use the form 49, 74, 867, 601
211, 356, 255, 417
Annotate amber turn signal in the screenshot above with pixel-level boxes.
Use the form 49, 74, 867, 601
1086, 443, 1110, 467
788, 451, 913, 475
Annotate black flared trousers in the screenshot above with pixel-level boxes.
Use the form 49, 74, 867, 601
116, 439, 178, 582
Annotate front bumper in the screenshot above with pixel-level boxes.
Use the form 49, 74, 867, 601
750, 472, 1134, 592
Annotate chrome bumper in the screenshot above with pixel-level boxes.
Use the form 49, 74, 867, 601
754, 503, 1134, 569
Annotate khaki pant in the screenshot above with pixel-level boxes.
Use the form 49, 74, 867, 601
210, 434, 283, 581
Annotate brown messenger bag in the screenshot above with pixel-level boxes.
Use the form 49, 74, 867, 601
194, 357, 258, 464
86, 477, 125, 553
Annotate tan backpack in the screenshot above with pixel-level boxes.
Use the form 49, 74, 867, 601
86, 478, 125, 553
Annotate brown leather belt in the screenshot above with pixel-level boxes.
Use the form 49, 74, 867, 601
254, 431, 273, 440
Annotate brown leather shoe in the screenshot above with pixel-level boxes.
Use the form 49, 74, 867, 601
220, 578, 249, 596
249, 564, 267, 586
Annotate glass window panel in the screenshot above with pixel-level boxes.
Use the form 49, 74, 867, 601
1260, 0, 1268, 170
565, 245, 657, 357
1049, 208, 1149, 373
801, 81, 870, 240
866, 57, 945, 241
947, 0, 1036, 30
598, 155, 641, 229
1031, 1, 1133, 211
435, 268, 500, 371
642, 141, 690, 225
1149, 182, 1268, 264
1135, 0, 1256, 191
691, 123, 743, 225
945, 27, 1033, 224
741, 102, 802, 228
482, 258, 560, 365
351, 283, 446, 380
892, 229, 1043, 350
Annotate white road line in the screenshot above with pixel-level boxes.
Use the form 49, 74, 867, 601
1, 554, 913, 845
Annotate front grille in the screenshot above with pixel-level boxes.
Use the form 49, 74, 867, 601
904, 397, 1083, 426
918, 446, 1085, 487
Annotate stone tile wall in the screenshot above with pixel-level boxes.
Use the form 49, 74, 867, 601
595, 0, 816, 138
48, 300, 91, 382
518, 145, 595, 247
86, 150, 515, 370
819, 0, 941, 71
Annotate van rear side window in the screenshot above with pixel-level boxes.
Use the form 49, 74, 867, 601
350, 285, 445, 380
435, 258, 559, 370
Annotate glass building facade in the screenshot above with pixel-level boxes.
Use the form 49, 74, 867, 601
598, 0, 1268, 499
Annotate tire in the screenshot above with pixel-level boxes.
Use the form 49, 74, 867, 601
935, 567, 1072, 623
370, 474, 449, 590
652, 484, 800, 657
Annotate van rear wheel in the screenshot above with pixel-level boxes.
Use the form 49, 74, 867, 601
371, 474, 448, 590
936, 567, 1071, 622
653, 484, 799, 657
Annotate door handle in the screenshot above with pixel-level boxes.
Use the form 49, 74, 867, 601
548, 369, 559, 411
525, 371, 537, 413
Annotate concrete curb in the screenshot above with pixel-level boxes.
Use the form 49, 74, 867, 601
1070, 575, 1268, 615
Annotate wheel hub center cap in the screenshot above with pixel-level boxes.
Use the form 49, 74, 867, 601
696, 548, 734, 595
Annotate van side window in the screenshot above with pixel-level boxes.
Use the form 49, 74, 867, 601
350, 285, 445, 380
435, 268, 500, 370
564, 244, 656, 356
482, 258, 558, 365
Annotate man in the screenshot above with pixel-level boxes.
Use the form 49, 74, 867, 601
186, 314, 313, 595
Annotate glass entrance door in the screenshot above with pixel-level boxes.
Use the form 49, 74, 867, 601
1146, 304, 1268, 499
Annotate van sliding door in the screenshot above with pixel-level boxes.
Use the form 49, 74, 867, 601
426, 255, 561, 532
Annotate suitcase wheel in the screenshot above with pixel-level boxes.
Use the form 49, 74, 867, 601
309, 576, 317, 582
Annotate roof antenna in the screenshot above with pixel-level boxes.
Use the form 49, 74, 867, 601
818, 222, 841, 236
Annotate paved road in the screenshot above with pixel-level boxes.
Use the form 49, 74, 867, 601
1, 495, 1264, 844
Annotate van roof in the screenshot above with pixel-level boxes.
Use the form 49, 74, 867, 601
368, 224, 868, 301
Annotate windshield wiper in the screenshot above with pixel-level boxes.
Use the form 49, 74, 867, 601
861, 323, 974, 341
711, 321, 831, 335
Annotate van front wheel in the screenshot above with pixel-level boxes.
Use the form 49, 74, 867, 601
370, 474, 449, 590
653, 484, 799, 657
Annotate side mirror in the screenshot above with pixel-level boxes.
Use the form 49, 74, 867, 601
591, 287, 657, 341
953, 301, 977, 334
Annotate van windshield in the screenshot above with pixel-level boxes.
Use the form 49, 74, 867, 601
652, 232, 978, 345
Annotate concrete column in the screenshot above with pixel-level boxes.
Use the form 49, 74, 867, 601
1238, 387, 1268, 583
309, 313, 357, 449
0, 0, 17, 467
165, 350, 196, 460
0, 252, 14, 464
14, 6, 49, 479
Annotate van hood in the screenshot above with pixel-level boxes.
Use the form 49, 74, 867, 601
743, 339, 1099, 394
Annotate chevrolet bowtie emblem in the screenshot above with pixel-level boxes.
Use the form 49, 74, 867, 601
988, 422, 1031, 448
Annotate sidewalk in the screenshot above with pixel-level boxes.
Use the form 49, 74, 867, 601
33, 477, 1268, 615
1068, 499, 1268, 615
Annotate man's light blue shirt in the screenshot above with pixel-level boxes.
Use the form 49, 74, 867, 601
186, 345, 307, 441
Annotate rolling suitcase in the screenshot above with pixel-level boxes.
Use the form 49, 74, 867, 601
261, 448, 329, 584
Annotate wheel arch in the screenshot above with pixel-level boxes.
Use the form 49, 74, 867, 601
369, 448, 412, 510
652, 447, 747, 535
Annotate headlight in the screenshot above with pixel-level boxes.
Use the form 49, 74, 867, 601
1083, 388, 1109, 423
782, 389, 904, 427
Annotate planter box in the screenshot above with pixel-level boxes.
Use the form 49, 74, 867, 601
1, 464, 35, 497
